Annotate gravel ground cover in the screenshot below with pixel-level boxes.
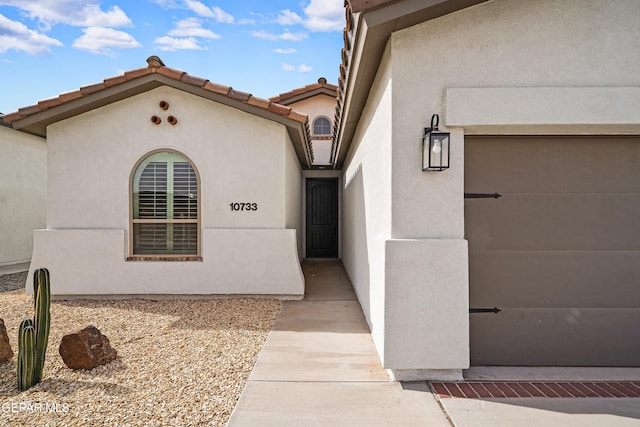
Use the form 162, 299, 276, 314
0, 272, 281, 426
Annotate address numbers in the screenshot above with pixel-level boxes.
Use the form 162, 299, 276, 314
230, 202, 258, 211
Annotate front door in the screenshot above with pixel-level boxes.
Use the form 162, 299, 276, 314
306, 178, 338, 258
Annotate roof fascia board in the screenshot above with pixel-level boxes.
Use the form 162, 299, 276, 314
364, 0, 452, 27
276, 88, 338, 106
11, 77, 165, 136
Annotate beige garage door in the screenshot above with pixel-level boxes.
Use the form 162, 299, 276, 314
465, 136, 640, 366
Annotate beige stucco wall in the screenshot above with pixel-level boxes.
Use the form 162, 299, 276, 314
0, 125, 46, 272
342, 42, 393, 362
342, 0, 640, 378
30, 85, 304, 295
285, 132, 303, 259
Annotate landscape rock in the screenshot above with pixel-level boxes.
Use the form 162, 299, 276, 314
59, 325, 117, 370
0, 318, 13, 362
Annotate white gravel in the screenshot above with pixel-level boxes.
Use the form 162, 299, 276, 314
0, 276, 281, 427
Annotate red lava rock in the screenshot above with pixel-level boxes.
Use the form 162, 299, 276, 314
59, 325, 117, 370
0, 318, 13, 362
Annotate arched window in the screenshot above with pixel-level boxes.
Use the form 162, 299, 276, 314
313, 117, 332, 135
131, 151, 199, 256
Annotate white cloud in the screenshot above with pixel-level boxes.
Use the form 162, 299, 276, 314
72, 27, 141, 56
252, 30, 307, 42
280, 30, 307, 41
0, 12, 62, 54
184, 0, 234, 23
303, 0, 344, 32
281, 63, 313, 73
251, 30, 276, 41
272, 48, 296, 54
168, 18, 220, 39
0, 0, 132, 28
154, 36, 206, 51
277, 9, 303, 26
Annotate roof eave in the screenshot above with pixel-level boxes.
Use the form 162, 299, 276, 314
8, 72, 313, 168
274, 87, 338, 106
333, 0, 490, 168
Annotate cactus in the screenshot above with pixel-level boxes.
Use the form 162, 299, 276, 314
17, 268, 51, 391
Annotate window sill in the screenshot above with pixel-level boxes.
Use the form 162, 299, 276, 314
127, 256, 202, 262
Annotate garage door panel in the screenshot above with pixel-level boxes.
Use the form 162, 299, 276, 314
469, 250, 640, 308
465, 136, 640, 194
465, 194, 640, 251
466, 135, 640, 366
470, 308, 640, 366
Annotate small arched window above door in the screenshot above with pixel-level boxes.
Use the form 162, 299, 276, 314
130, 150, 200, 257
313, 116, 332, 135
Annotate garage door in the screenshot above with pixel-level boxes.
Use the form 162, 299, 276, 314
465, 136, 640, 366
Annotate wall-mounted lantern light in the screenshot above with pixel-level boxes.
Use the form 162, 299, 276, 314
423, 114, 450, 171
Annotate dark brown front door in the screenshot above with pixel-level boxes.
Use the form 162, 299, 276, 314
306, 179, 338, 258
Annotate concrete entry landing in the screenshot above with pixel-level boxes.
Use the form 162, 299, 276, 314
228, 260, 450, 426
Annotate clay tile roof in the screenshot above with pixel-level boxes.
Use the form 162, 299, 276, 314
2, 56, 309, 127
269, 77, 338, 105
2, 55, 313, 167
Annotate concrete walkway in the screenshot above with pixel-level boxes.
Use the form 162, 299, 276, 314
228, 261, 450, 426
229, 261, 640, 426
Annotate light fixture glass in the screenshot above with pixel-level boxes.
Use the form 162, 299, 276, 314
422, 114, 450, 171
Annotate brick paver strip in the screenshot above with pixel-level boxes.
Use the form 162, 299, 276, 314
458, 382, 480, 398
572, 382, 601, 397
586, 383, 616, 397
520, 382, 546, 397
470, 383, 495, 398
445, 383, 466, 398
430, 382, 640, 399
599, 383, 629, 397
496, 382, 520, 398
609, 382, 640, 397
546, 383, 573, 397
507, 382, 534, 397
559, 382, 589, 397
431, 382, 450, 398
532, 382, 561, 397
618, 382, 640, 397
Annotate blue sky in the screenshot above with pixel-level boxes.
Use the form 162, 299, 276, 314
0, 0, 344, 114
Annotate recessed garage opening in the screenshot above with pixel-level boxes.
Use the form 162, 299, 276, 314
465, 136, 640, 366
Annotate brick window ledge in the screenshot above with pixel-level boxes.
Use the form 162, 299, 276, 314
127, 256, 203, 262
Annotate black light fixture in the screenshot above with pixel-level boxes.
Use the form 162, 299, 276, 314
423, 114, 450, 171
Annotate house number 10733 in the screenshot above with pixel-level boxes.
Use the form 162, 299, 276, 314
230, 203, 258, 211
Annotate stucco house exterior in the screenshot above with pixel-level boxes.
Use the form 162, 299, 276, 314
333, 0, 640, 379
0, 117, 46, 274
3, 0, 639, 380
3, 58, 310, 296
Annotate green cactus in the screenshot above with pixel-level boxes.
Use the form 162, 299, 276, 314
17, 268, 51, 391
17, 319, 35, 391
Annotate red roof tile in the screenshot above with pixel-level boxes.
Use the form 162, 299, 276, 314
270, 77, 338, 105
2, 56, 309, 127
2, 56, 314, 167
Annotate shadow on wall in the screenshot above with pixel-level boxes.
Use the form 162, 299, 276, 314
342, 163, 372, 325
